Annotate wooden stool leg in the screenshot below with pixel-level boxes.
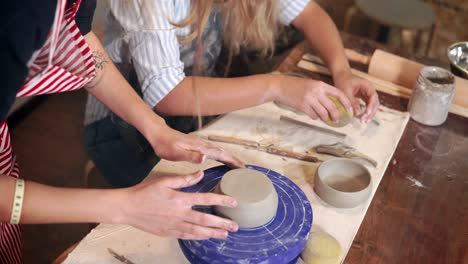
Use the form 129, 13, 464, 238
401, 28, 416, 53
425, 24, 436, 56
343, 5, 358, 32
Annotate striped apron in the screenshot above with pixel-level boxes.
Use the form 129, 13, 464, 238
0, 0, 96, 262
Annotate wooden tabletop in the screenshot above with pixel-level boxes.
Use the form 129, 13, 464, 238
277, 33, 468, 264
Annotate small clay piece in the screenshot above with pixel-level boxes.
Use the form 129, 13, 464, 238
323, 96, 353, 128
314, 158, 372, 208
301, 231, 343, 264
214, 168, 278, 228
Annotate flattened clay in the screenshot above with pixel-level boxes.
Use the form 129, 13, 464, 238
214, 168, 278, 228
323, 96, 353, 127
301, 231, 342, 264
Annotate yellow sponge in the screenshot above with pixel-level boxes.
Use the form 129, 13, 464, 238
301, 231, 343, 264
323, 96, 353, 127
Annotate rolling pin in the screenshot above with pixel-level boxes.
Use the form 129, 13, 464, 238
368, 49, 468, 110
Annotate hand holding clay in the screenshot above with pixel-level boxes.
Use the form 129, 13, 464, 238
120, 171, 239, 240
275, 76, 352, 122
333, 72, 379, 123
149, 125, 244, 168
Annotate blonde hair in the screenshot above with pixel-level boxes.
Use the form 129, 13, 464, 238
173, 0, 280, 57
117, 1, 280, 128
170, 1, 281, 128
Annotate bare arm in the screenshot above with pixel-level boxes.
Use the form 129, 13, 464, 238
156, 75, 276, 116
0, 32, 242, 239
84, 32, 166, 145
0, 171, 238, 240
156, 73, 351, 122
292, 2, 350, 80
0, 176, 122, 224
84, 32, 242, 166
292, 2, 379, 122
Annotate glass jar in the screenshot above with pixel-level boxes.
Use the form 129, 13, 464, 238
408, 66, 455, 126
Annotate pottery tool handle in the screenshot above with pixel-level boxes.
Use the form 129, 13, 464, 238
108, 248, 136, 264
265, 147, 320, 162
206, 135, 321, 163
207, 135, 259, 148
345, 48, 370, 65
280, 116, 347, 139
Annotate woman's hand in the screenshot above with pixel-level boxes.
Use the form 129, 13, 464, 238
120, 171, 239, 240
333, 72, 379, 123
149, 125, 244, 168
274, 76, 353, 122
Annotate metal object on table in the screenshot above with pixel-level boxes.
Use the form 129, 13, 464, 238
107, 248, 136, 264
280, 116, 347, 139
447, 42, 468, 79
206, 135, 321, 163
408, 66, 455, 126
314, 142, 378, 168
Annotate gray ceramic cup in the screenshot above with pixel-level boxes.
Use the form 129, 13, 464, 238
214, 168, 278, 228
314, 158, 372, 208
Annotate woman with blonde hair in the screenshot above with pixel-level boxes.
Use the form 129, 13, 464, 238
85, 0, 379, 187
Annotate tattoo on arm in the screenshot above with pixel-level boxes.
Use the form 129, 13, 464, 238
85, 50, 108, 90
92, 50, 108, 70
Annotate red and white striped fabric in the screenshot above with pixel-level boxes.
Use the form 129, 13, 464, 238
0, 0, 95, 262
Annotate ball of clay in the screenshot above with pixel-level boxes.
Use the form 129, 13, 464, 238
214, 168, 278, 229
323, 96, 353, 127
301, 231, 343, 264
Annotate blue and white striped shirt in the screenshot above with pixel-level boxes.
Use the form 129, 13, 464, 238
85, 0, 310, 125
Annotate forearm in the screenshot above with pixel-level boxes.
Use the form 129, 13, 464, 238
156, 74, 280, 116
293, 2, 351, 79
83, 32, 166, 141
0, 176, 125, 224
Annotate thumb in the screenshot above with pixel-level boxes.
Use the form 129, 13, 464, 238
162, 146, 206, 164
344, 91, 360, 114
161, 170, 204, 189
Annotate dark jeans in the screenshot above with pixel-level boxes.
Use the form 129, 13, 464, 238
85, 113, 211, 188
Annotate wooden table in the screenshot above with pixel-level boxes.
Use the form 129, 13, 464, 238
64, 33, 466, 264
278, 33, 468, 264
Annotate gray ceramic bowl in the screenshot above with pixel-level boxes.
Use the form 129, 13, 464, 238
447, 42, 468, 79
214, 168, 278, 228
314, 158, 372, 208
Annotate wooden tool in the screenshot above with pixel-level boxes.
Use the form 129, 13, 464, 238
315, 142, 378, 168
345, 48, 370, 65
279, 116, 347, 139
206, 135, 321, 163
107, 248, 136, 264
